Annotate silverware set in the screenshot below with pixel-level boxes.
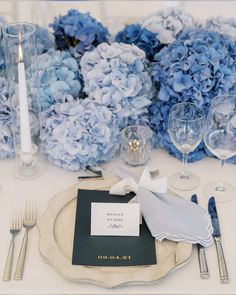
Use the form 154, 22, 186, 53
192, 195, 229, 284
3, 201, 37, 281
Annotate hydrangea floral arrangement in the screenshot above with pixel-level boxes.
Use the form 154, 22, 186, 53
80, 42, 153, 128
1, 8, 236, 169
29, 49, 83, 111
205, 16, 236, 41
150, 28, 236, 161
40, 99, 120, 171
0, 77, 14, 158
50, 9, 109, 59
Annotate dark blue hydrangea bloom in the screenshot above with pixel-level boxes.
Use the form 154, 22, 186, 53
150, 28, 236, 162
50, 9, 109, 59
115, 24, 161, 61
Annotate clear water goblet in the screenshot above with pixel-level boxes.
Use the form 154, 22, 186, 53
204, 94, 236, 202
168, 102, 205, 191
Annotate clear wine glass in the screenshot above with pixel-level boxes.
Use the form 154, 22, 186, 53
204, 94, 236, 202
168, 102, 205, 191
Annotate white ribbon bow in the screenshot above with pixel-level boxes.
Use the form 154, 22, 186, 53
109, 166, 167, 195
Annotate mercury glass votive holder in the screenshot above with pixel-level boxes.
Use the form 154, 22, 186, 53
121, 125, 153, 166
2, 22, 44, 180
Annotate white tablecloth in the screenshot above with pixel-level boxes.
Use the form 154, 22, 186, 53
0, 148, 236, 295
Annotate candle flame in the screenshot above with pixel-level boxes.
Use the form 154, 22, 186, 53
18, 31, 23, 63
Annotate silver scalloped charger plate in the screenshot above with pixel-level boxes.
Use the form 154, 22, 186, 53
37, 178, 192, 288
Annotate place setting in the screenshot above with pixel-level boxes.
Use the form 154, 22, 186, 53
0, 3, 236, 292
37, 97, 233, 287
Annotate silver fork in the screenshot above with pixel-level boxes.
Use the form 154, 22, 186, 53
3, 211, 22, 281
14, 201, 36, 280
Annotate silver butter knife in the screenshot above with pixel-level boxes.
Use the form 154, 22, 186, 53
191, 194, 210, 279
208, 196, 229, 284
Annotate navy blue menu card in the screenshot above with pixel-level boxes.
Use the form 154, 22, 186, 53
72, 189, 157, 266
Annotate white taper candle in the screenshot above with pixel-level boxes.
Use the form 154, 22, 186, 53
18, 38, 32, 154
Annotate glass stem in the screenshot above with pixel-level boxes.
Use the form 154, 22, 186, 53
181, 153, 189, 179
216, 159, 225, 192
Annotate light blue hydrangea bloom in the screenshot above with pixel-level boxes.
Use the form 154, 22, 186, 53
80, 42, 153, 128
30, 49, 82, 111
139, 7, 199, 45
40, 99, 120, 171
0, 77, 14, 158
0, 16, 7, 73
150, 28, 236, 162
35, 24, 55, 54
205, 16, 236, 41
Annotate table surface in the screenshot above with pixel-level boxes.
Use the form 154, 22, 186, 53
0, 148, 236, 295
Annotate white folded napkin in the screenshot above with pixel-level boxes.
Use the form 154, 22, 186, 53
109, 166, 213, 247
137, 188, 213, 246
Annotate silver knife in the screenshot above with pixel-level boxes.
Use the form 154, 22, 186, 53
208, 196, 229, 284
191, 194, 210, 279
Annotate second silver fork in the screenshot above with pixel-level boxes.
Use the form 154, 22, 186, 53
3, 211, 22, 281
14, 201, 36, 280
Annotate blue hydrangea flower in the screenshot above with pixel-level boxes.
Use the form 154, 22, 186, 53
205, 16, 236, 41
115, 24, 161, 61
150, 28, 236, 161
50, 9, 109, 59
0, 77, 14, 158
29, 49, 82, 111
35, 24, 55, 54
80, 42, 153, 128
140, 7, 199, 45
0, 16, 7, 73
40, 99, 120, 171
